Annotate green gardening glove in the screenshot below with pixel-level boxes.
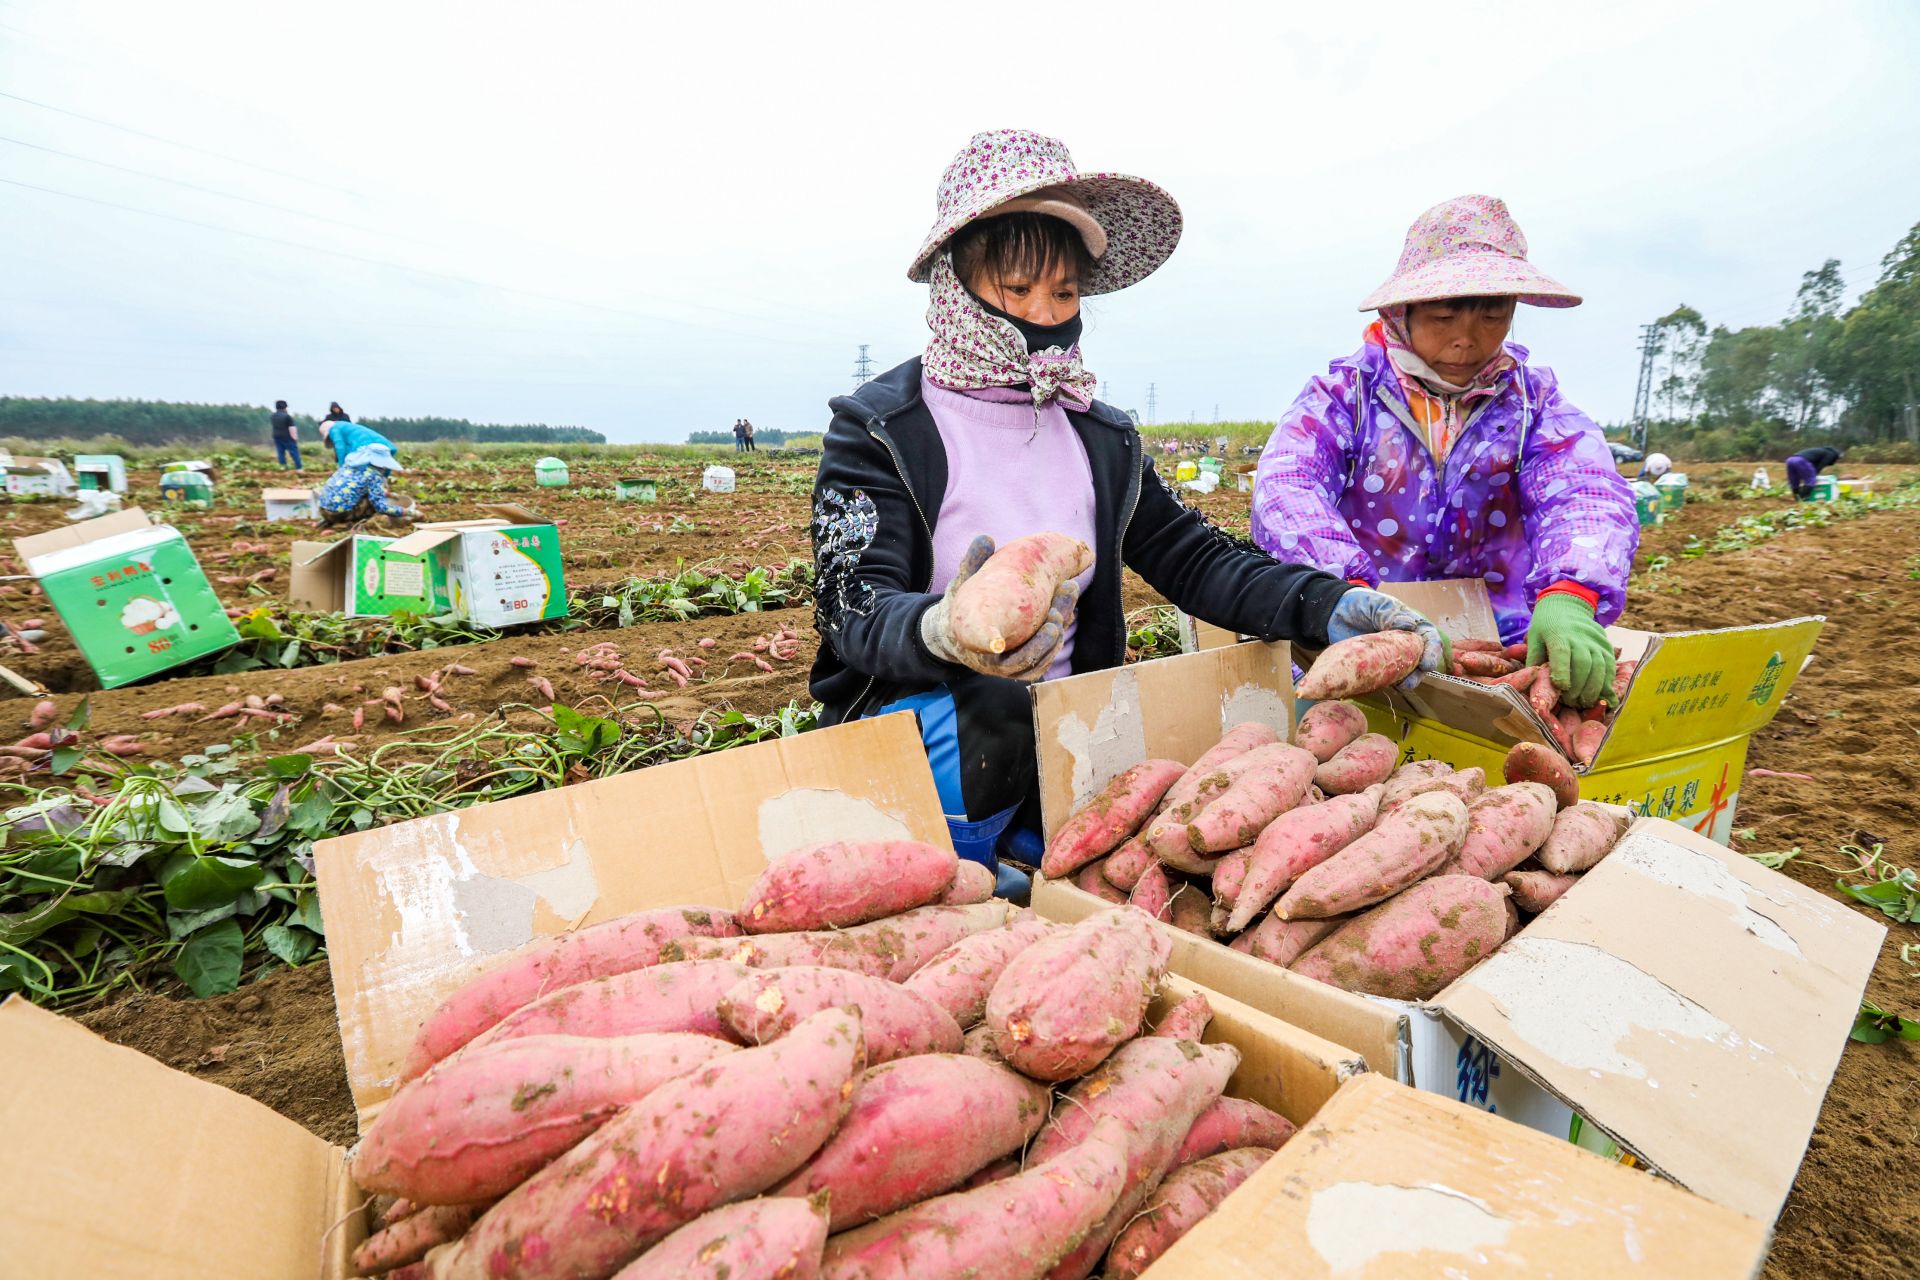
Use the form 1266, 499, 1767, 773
1525, 592, 1614, 709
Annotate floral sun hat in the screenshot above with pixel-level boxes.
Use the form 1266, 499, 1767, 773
1359, 195, 1581, 311
908, 129, 1182, 296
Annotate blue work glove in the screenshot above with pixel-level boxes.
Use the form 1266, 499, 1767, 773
1325, 589, 1449, 692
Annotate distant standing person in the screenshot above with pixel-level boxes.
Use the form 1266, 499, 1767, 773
269, 400, 301, 470
1785, 445, 1841, 500
744, 419, 757, 452
732, 419, 746, 452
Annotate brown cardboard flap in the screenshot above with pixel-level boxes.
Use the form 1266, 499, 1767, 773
314, 712, 951, 1121
1030, 643, 1294, 842
0, 997, 360, 1280
1155, 973, 1358, 1126
1431, 816, 1885, 1222
1153, 1072, 1769, 1278
289, 539, 349, 612
1377, 577, 1501, 642
479, 502, 542, 523
13, 506, 154, 565
262, 488, 313, 501
382, 526, 467, 557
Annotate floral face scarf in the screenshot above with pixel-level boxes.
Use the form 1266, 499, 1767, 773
923, 254, 1099, 412
1366, 307, 1517, 462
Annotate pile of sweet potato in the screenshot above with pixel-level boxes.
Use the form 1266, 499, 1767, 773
346, 840, 1291, 1280
1044, 715, 1631, 1004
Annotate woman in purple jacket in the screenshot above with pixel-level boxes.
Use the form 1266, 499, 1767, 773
1252, 195, 1638, 707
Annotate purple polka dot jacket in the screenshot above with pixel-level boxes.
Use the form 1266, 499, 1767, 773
1252, 339, 1638, 644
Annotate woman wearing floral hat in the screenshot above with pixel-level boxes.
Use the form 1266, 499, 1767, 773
1253, 196, 1637, 709
809, 129, 1445, 892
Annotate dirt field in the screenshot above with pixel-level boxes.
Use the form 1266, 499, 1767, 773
27, 453, 1916, 1276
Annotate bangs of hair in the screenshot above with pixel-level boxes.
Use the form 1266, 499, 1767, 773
951, 212, 1094, 288
1420, 294, 1517, 314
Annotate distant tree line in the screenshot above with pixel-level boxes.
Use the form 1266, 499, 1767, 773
686, 428, 793, 446
1633, 219, 1920, 460
0, 398, 605, 446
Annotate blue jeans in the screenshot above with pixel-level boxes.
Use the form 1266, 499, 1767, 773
274, 438, 302, 469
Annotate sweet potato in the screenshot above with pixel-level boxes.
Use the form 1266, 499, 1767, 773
1173, 1096, 1296, 1165
1151, 992, 1214, 1040
1292, 876, 1513, 1000
1168, 884, 1214, 938
775, 1054, 1050, 1227
961, 1022, 1007, 1065
984, 907, 1171, 1081
354, 1033, 737, 1204
1098, 836, 1155, 891
939, 858, 996, 905
472, 960, 751, 1049
1504, 866, 1581, 913
1157, 723, 1281, 816
1573, 719, 1607, 767
1276, 791, 1470, 919
720, 967, 963, 1063
399, 906, 741, 1080
1041, 758, 1187, 879
1106, 1148, 1272, 1280
1073, 858, 1128, 904
1502, 740, 1580, 810
902, 919, 1057, 1027
1147, 743, 1301, 861
819, 1115, 1131, 1280
740, 840, 957, 934
1312, 732, 1397, 795
948, 531, 1093, 654
669, 903, 1012, 982
1294, 699, 1370, 763
1295, 630, 1426, 700
353, 1202, 486, 1276
1228, 913, 1345, 968
1130, 860, 1173, 921
1180, 744, 1317, 853
1441, 783, 1557, 881
1527, 663, 1559, 721
1536, 801, 1629, 874
1225, 789, 1380, 933
1452, 650, 1521, 677
421, 1007, 864, 1280
1376, 759, 1451, 813
609, 1196, 828, 1280
1209, 848, 1252, 911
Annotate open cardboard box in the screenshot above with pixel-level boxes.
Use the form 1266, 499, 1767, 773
1028, 644, 1884, 1225
0, 713, 1772, 1277
291, 504, 565, 627
1186, 579, 1824, 843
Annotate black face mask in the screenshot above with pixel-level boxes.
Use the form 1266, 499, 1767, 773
971, 287, 1084, 354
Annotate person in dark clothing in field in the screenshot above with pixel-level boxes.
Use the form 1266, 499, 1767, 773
270, 400, 301, 470
1785, 445, 1842, 500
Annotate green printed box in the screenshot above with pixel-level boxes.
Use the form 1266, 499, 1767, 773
386, 520, 566, 627
14, 509, 240, 688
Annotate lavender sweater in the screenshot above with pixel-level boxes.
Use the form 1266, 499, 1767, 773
922, 378, 1098, 680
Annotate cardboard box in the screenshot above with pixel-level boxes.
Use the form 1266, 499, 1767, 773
262, 487, 316, 520
290, 505, 564, 626
2, 455, 75, 496
1028, 644, 1883, 1224
290, 534, 445, 618
159, 468, 213, 508
74, 453, 129, 492
1186, 581, 1824, 843
13, 508, 240, 688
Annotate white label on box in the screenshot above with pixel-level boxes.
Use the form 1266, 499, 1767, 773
1406, 1006, 1577, 1138
382, 559, 425, 598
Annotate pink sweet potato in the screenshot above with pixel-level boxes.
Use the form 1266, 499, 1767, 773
984, 907, 1172, 1081
902, 919, 1057, 1027
1098, 836, 1155, 891
740, 840, 957, 934
1157, 723, 1282, 816
1228, 913, 1345, 968
1573, 718, 1607, 767
1225, 788, 1381, 933
1312, 732, 1397, 795
1041, 758, 1187, 879
1503, 740, 1579, 809
670, 903, 1012, 982
1180, 744, 1317, 853
961, 1022, 1007, 1065
1168, 884, 1214, 938
1074, 858, 1129, 903
948, 532, 1094, 654
354, 1202, 486, 1276
1174, 1096, 1296, 1165
1442, 782, 1557, 880
610, 1196, 828, 1280
1146, 742, 1300, 861
421, 1008, 865, 1280
1209, 847, 1252, 914
1105, 1148, 1272, 1280
1504, 866, 1581, 913
1536, 801, 1629, 874
775, 1054, 1050, 1227
1150, 992, 1214, 1040
1294, 699, 1369, 763
1439, 766, 1487, 805
399, 906, 740, 1081
1375, 759, 1452, 813
939, 858, 996, 905
720, 967, 962, 1063
1130, 860, 1173, 921
354, 1033, 737, 1204
819, 1115, 1131, 1280
1291, 876, 1513, 1000
1276, 791, 1470, 919
472, 960, 751, 1049
1295, 630, 1426, 700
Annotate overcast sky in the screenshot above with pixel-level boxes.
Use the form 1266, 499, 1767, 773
2, 1, 1916, 441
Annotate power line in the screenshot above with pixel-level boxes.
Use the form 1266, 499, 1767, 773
851, 343, 874, 390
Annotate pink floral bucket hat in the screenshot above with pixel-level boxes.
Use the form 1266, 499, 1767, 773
908, 129, 1182, 296
1358, 194, 1581, 312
